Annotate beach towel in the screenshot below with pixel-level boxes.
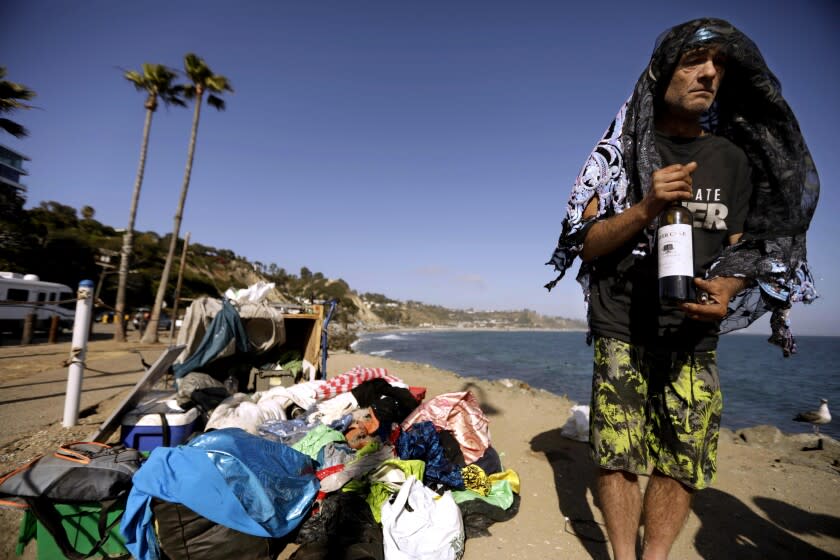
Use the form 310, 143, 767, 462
315, 366, 403, 401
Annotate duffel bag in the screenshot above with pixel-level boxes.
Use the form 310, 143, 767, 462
0, 442, 140, 560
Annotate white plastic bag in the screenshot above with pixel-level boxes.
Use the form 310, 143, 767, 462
224, 281, 275, 303
560, 404, 590, 442
381, 476, 465, 560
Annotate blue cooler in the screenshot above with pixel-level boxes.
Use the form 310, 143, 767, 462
120, 391, 201, 451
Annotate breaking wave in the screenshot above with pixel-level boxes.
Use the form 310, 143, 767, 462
375, 334, 407, 341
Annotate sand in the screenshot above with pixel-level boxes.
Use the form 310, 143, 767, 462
1, 336, 838, 559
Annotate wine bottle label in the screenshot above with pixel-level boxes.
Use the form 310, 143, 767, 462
657, 224, 693, 278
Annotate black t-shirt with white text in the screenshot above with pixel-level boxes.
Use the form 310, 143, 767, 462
588, 133, 752, 351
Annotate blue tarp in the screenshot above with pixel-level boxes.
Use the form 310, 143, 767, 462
172, 299, 249, 379
120, 428, 319, 560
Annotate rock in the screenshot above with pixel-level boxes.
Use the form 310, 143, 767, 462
736, 425, 784, 445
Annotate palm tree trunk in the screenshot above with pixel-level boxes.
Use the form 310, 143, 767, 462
143, 94, 203, 343
114, 107, 153, 342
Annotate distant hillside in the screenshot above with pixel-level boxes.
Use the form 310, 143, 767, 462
356, 292, 584, 331
0, 198, 586, 339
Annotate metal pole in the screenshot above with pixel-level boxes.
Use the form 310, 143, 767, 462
168, 232, 190, 344
63, 279, 94, 427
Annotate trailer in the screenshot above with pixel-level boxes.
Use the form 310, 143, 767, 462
0, 272, 75, 333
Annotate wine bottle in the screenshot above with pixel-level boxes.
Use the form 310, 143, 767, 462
657, 203, 695, 302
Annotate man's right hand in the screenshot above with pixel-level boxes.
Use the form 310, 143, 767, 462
640, 162, 697, 221
581, 162, 697, 262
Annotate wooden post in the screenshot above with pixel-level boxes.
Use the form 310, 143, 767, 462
48, 315, 60, 343
21, 313, 35, 345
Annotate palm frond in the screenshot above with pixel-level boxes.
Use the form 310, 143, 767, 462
206, 95, 226, 111
0, 117, 28, 138
206, 75, 233, 93
0, 70, 37, 107
123, 70, 147, 92
183, 53, 212, 84
123, 63, 186, 109
0, 98, 33, 112
162, 88, 188, 108
0, 84, 36, 103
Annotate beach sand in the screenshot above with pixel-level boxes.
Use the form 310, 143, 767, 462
1, 338, 838, 559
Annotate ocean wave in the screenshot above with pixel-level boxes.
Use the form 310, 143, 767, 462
370, 349, 392, 356
376, 334, 407, 341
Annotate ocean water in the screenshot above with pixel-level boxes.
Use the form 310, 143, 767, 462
353, 330, 840, 440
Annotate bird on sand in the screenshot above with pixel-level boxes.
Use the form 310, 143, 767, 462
793, 398, 831, 434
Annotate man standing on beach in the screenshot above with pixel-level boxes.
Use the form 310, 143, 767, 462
545, 18, 818, 559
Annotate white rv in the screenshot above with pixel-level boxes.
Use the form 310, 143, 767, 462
0, 272, 75, 332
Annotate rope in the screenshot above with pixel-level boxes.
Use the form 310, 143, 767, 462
58, 361, 134, 375
0, 297, 81, 307
61, 346, 84, 369
563, 517, 608, 543
61, 347, 146, 375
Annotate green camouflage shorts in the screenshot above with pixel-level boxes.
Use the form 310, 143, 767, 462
590, 336, 722, 490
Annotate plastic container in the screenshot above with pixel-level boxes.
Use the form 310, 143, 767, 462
120, 391, 200, 451
18, 502, 128, 560
252, 369, 296, 392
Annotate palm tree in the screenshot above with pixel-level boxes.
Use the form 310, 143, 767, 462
143, 53, 232, 342
0, 66, 36, 138
114, 64, 184, 342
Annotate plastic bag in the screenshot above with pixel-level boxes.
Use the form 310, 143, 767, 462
224, 281, 275, 303
560, 404, 590, 442
381, 475, 464, 560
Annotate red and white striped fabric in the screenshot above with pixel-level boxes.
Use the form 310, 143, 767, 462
315, 366, 403, 401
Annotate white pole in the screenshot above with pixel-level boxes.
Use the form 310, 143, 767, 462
63, 279, 94, 427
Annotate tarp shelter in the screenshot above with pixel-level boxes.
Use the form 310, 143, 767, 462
172, 296, 287, 380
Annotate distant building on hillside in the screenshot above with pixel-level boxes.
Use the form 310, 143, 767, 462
0, 144, 29, 193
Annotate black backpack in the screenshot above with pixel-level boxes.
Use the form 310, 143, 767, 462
0, 442, 141, 560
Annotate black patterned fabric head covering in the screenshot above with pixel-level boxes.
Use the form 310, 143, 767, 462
545, 18, 819, 356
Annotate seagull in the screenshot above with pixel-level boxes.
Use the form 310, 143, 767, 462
793, 398, 831, 434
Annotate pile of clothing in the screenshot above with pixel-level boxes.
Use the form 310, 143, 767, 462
121, 366, 520, 560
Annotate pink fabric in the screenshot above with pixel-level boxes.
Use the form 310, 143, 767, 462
400, 391, 490, 464
315, 366, 403, 401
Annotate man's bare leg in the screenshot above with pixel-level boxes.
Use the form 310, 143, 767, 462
597, 468, 642, 560
641, 470, 694, 560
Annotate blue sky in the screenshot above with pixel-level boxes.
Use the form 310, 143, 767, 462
2, 0, 838, 336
